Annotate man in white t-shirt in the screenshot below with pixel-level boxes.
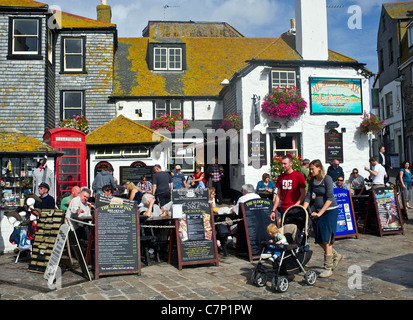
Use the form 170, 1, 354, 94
365, 157, 387, 189
231, 184, 261, 215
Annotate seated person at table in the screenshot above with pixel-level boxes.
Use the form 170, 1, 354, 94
208, 187, 217, 207
256, 173, 276, 199
139, 193, 172, 218
348, 168, 365, 195
66, 188, 93, 240
190, 165, 206, 189
124, 181, 143, 205
231, 184, 261, 215
333, 175, 353, 194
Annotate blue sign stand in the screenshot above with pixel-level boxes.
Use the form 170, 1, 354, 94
334, 189, 359, 239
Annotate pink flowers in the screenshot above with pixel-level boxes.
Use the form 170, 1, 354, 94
261, 87, 307, 120
150, 113, 190, 132
58, 115, 90, 134
359, 113, 385, 134
220, 113, 242, 132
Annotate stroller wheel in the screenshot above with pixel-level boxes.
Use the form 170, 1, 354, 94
251, 270, 267, 287
272, 276, 289, 293
304, 269, 317, 286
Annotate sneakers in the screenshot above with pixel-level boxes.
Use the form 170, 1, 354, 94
260, 253, 271, 259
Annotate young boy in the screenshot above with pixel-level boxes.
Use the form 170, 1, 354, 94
261, 223, 288, 262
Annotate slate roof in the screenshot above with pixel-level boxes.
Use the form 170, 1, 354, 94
85, 115, 167, 146
0, 128, 57, 154
113, 32, 359, 98
383, 1, 413, 19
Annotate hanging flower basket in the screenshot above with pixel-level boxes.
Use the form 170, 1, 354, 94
359, 113, 385, 134
150, 113, 190, 132
261, 87, 307, 120
220, 112, 242, 132
270, 153, 303, 181
58, 115, 90, 134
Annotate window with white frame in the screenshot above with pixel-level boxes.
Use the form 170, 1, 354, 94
63, 37, 85, 72
154, 47, 182, 71
408, 24, 413, 48
169, 143, 195, 173
271, 70, 296, 89
96, 147, 149, 158
272, 134, 299, 157
11, 18, 40, 55
62, 91, 84, 119
154, 100, 183, 118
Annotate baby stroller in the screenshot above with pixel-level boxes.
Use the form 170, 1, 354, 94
251, 205, 317, 293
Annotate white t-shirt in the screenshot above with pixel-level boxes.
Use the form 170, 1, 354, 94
372, 163, 386, 185
232, 193, 261, 215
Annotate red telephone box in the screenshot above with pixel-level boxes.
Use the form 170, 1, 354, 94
43, 128, 87, 198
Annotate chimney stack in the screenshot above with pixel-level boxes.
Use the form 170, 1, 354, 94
97, 0, 112, 24
295, 0, 328, 61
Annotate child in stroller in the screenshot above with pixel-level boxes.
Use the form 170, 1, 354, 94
260, 224, 289, 262
251, 205, 317, 293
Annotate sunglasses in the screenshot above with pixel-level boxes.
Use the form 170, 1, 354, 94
337, 179, 344, 182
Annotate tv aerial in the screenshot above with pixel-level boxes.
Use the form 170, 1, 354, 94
163, 4, 180, 20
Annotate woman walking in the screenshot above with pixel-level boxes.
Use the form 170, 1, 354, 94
303, 159, 342, 278
399, 161, 412, 209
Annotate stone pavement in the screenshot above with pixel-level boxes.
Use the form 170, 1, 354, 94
1, 217, 413, 301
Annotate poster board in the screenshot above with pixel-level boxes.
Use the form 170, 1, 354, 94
119, 162, 153, 184
172, 189, 218, 270
248, 131, 267, 169
363, 187, 404, 236
29, 209, 65, 273
237, 198, 273, 262
325, 129, 343, 163
44, 224, 70, 284
333, 189, 358, 239
94, 195, 140, 279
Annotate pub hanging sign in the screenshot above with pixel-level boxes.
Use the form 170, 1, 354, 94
325, 129, 343, 163
248, 131, 267, 169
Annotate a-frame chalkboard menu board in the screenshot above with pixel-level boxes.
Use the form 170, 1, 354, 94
94, 195, 140, 279
237, 198, 273, 262
172, 189, 218, 270
363, 187, 404, 237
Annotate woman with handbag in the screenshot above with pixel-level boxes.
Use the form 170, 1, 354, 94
399, 161, 412, 209
303, 159, 342, 278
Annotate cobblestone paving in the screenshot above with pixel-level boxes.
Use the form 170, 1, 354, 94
1, 219, 413, 301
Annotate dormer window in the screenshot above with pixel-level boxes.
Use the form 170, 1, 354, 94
149, 43, 186, 71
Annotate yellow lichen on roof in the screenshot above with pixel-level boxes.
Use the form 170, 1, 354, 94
86, 115, 167, 146
0, 0, 47, 8
55, 10, 116, 29
383, 1, 413, 19
0, 130, 57, 153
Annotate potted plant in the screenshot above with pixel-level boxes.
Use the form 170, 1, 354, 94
261, 87, 307, 120
58, 115, 90, 134
220, 112, 242, 132
359, 113, 385, 134
150, 113, 190, 132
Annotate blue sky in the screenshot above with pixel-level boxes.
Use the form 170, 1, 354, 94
48, 0, 408, 75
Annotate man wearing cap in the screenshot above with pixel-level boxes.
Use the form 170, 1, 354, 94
34, 182, 56, 210
171, 165, 187, 189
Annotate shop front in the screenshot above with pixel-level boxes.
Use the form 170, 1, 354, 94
0, 128, 60, 253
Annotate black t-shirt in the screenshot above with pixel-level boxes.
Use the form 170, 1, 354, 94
153, 171, 172, 195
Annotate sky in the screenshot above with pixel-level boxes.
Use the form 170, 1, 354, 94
47, 0, 409, 76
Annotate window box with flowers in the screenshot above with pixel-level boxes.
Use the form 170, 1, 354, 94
261, 87, 308, 120
270, 153, 303, 181
150, 113, 190, 132
58, 115, 90, 134
220, 113, 242, 132
359, 113, 385, 135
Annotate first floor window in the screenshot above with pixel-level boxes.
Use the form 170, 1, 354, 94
271, 70, 296, 89
385, 92, 393, 119
169, 143, 195, 173
62, 91, 84, 119
154, 100, 183, 118
11, 18, 40, 55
